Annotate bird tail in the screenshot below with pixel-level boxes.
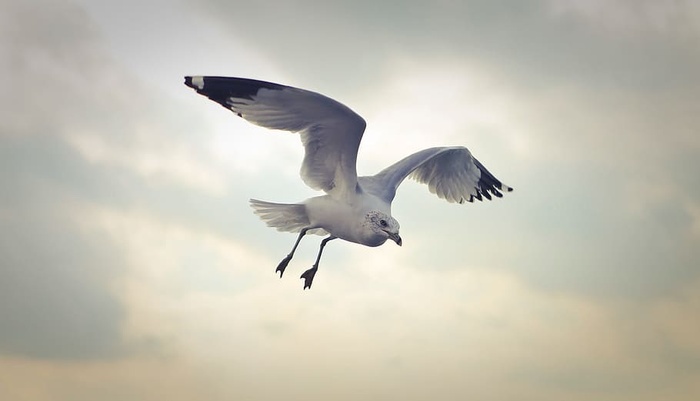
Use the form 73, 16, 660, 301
249, 199, 327, 235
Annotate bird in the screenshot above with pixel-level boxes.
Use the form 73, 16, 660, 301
184, 76, 513, 289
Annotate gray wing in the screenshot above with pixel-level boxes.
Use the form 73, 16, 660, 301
185, 76, 366, 199
360, 146, 513, 204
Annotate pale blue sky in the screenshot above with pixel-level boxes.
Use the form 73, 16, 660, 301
1, 1, 699, 400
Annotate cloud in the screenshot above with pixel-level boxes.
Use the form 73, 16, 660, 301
4, 248, 697, 400
43, 198, 696, 400
0, 0, 252, 360
0, 355, 224, 401
187, 0, 699, 93
338, 56, 700, 299
1, 0, 699, 399
0, 138, 126, 359
0, 0, 307, 361
0, 1, 130, 360
548, 0, 700, 38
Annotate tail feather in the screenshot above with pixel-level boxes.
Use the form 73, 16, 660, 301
249, 199, 327, 235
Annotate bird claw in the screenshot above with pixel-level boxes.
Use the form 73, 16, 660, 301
276, 255, 292, 278
300, 267, 318, 290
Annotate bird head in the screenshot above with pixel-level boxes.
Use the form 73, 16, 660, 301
365, 211, 402, 246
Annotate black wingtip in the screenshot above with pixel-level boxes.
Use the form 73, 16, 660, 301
184, 76, 207, 91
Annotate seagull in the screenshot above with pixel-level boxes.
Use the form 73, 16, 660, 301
184, 76, 513, 289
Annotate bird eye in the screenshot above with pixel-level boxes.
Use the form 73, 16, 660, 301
380, 219, 387, 227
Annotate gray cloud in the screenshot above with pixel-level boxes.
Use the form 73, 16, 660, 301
0, 0, 215, 360
0, 1, 698, 400
0, 0, 129, 360
1, 0, 698, 355
183, 0, 700, 300
189, 0, 699, 93
0, 0, 318, 359
391, 160, 700, 300
0, 137, 126, 359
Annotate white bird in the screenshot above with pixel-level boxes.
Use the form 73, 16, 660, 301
184, 76, 513, 289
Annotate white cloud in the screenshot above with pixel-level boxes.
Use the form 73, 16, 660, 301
351, 57, 528, 181
63, 199, 700, 399
4, 224, 699, 401
67, 130, 230, 195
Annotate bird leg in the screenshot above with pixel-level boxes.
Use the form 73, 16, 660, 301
276, 228, 309, 278
301, 236, 336, 290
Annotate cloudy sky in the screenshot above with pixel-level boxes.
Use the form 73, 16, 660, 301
1, 0, 699, 400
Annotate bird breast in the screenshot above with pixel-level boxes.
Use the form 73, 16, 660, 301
305, 195, 387, 247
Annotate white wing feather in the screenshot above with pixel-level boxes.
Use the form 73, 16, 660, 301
185, 77, 512, 207
360, 146, 512, 204
185, 76, 366, 199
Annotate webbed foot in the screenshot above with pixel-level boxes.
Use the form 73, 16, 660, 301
300, 267, 318, 290
276, 255, 292, 278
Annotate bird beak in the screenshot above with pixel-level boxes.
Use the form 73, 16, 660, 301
389, 233, 402, 246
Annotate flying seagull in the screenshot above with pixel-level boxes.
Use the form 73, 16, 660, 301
184, 76, 513, 289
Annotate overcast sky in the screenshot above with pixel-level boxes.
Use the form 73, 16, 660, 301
1, 0, 699, 400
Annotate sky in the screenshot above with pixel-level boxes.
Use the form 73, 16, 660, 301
1, 0, 699, 400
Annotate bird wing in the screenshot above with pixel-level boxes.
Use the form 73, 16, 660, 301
360, 146, 513, 204
185, 76, 366, 199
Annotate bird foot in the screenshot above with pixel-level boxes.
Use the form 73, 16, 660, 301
300, 267, 318, 290
276, 255, 292, 278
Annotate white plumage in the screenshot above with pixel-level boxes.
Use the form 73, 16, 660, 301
185, 76, 513, 289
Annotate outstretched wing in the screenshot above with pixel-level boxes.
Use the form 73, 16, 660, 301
184, 76, 366, 199
360, 146, 513, 204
